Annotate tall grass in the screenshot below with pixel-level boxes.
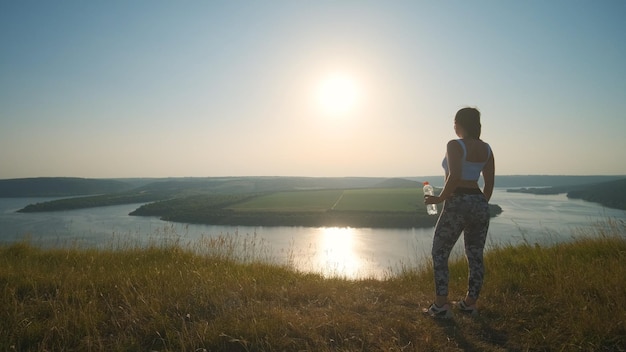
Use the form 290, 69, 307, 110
480, 218, 626, 351
1, 220, 625, 351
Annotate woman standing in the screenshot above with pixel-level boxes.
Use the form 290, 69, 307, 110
423, 107, 495, 318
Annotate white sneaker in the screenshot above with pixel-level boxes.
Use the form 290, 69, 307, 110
422, 303, 453, 319
454, 300, 478, 316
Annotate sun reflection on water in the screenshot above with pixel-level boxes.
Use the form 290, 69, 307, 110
313, 227, 364, 279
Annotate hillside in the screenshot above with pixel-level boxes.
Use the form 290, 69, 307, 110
567, 178, 626, 210
4, 175, 623, 198
507, 178, 626, 210
1, 225, 625, 351
492, 175, 624, 188
14, 177, 403, 213
0, 177, 133, 197
411, 175, 626, 189
13, 177, 505, 229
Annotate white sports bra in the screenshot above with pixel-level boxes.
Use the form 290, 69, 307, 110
442, 139, 491, 181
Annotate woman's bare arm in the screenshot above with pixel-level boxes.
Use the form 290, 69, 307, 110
425, 140, 462, 204
482, 151, 495, 202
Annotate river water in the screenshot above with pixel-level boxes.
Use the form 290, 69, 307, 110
1, 189, 624, 279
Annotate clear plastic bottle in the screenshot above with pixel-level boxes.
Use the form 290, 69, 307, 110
423, 181, 438, 215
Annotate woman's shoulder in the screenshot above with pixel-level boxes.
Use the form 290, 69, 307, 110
447, 139, 463, 145
461, 138, 490, 147
446, 139, 464, 154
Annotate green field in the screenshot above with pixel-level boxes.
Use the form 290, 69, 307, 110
127, 187, 500, 228
334, 188, 421, 212
230, 188, 422, 212
229, 189, 344, 211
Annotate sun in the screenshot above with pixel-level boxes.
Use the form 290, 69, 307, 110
315, 73, 360, 116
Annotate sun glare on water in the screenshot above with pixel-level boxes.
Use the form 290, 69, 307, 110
317, 227, 363, 278
315, 73, 360, 116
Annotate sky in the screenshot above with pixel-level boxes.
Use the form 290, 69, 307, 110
1, 1, 625, 179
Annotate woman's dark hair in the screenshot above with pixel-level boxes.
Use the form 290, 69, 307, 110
455, 107, 481, 139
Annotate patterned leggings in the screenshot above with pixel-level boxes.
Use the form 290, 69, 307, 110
432, 192, 490, 299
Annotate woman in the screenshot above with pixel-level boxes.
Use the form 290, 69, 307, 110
423, 107, 495, 318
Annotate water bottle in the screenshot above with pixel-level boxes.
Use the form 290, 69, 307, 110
423, 181, 438, 215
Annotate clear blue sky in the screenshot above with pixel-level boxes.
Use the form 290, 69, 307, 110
1, 1, 625, 179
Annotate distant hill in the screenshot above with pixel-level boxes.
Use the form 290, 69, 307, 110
494, 175, 625, 188
508, 178, 626, 210
374, 178, 421, 188
5, 175, 624, 198
0, 177, 133, 197
408, 175, 626, 188
567, 179, 626, 210
127, 176, 391, 195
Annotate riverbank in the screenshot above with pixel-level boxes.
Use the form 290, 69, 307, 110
2, 221, 624, 351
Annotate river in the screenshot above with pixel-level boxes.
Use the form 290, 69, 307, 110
1, 189, 624, 279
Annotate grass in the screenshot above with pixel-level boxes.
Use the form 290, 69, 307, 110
1, 220, 625, 351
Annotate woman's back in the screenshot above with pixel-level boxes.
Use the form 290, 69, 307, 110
460, 139, 490, 163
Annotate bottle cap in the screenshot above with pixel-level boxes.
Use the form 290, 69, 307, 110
423, 181, 429, 185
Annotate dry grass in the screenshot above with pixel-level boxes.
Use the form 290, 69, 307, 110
1, 220, 625, 351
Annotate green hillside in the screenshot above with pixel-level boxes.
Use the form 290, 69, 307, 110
14, 177, 414, 213
567, 178, 626, 209
0, 177, 132, 197
508, 178, 626, 210
128, 188, 502, 229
